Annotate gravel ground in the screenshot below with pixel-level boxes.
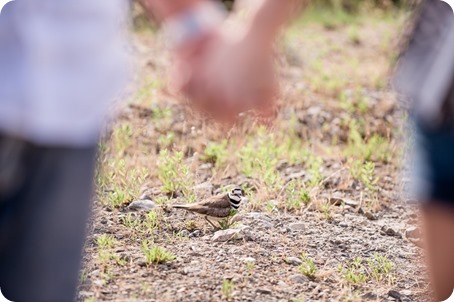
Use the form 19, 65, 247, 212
80, 196, 428, 301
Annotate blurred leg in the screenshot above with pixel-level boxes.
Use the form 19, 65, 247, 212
421, 204, 454, 301
411, 120, 454, 301
0, 139, 97, 302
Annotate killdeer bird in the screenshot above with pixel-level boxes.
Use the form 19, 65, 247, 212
172, 187, 243, 228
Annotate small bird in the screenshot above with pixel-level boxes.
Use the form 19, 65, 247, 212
172, 187, 243, 228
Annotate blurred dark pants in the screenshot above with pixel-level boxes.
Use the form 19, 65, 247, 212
412, 121, 454, 205
0, 135, 97, 302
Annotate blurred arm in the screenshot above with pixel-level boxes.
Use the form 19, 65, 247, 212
139, 0, 227, 49
139, 0, 204, 20
245, 0, 307, 45
144, 0, 308, 122
139, 0, 305, 26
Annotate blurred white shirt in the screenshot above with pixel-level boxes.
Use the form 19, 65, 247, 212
0, 0, 131, 146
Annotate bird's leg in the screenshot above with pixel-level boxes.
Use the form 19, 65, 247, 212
205, 216, 218, 229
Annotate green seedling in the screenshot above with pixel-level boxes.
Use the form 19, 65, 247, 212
141, 240, 176, 264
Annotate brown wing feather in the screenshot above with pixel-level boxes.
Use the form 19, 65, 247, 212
184, 205, 231, 218
198, 193, 231, 208
172, 193, 231, 217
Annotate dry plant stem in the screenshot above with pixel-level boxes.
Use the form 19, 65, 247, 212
356, 191, 363, 214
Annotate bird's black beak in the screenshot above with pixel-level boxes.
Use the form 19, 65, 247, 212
232, 187, 244, 196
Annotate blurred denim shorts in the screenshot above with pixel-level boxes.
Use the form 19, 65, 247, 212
396, 0, 454, 205
411, 120, 454, 205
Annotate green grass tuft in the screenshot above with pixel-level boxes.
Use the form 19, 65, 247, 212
141, 240, 176, 264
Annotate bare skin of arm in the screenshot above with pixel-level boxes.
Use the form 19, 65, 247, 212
130, 0, 305, 121
421, 204, 454, 301
244, 0, 305, 44
139, 0, 303, 23
176, 0, 304, 121
139, 0, 203, 20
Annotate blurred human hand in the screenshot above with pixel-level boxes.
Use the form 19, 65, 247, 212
172, 20, 278, 123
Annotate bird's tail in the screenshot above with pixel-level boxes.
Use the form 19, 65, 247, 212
172, 204, 190, 209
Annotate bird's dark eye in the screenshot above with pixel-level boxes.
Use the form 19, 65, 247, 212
232, 188, 242, 195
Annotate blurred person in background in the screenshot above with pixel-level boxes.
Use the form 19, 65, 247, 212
0, 1, 131, 301
395, 0, 454, 300
0, 0, 297, 301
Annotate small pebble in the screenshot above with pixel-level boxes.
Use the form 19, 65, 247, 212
179, 230, 190, 237
127, 199, 157, 211
240, 257, 256, 263
189, 230, 201, 238
256, 288, 272, 295
279, 227, 288, 234
388, 290, 402, 300
211, 227, 252, 242
381, 225, 400, 237
405, 227, 420, 240
365, 211, 378, 220
339, 221, 349, 228
286, 257, 303, 266
290, 274, 309, 284
288, 222, 305, 231
401, 290, 412, 296
78, 291, 93, 298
